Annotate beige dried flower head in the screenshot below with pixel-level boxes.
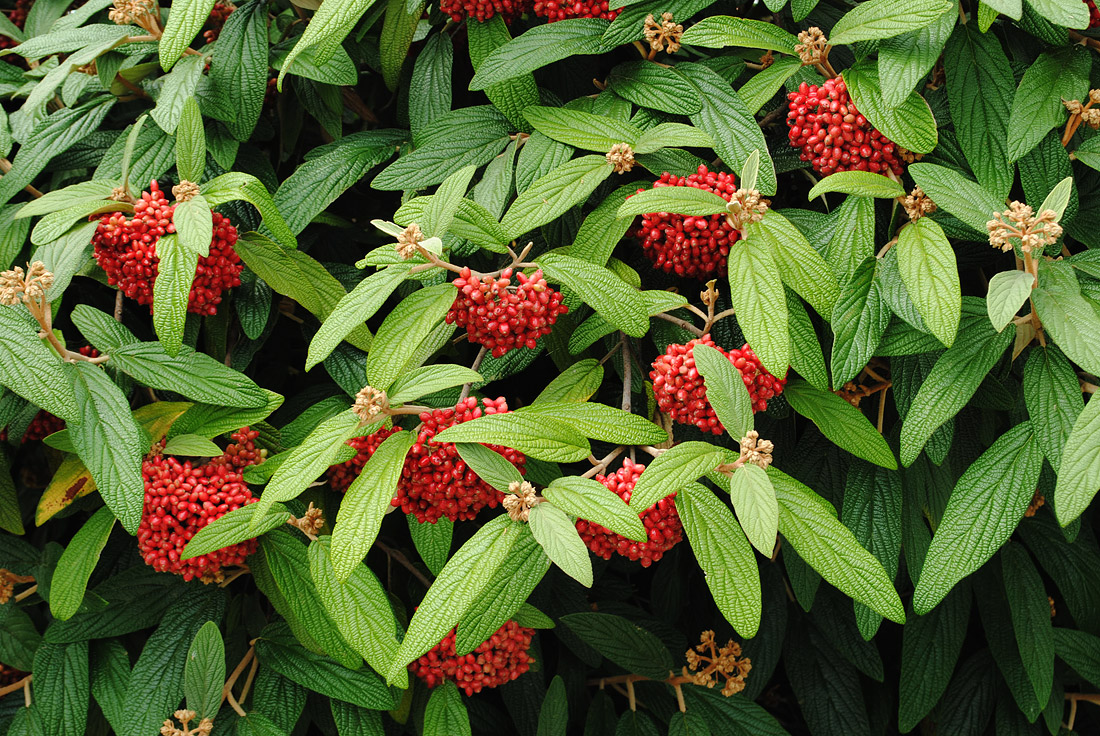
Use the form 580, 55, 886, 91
161, 710, 205, 736
897, 147, 923, 164
109, 186, 131, 202
759, 50, 774, 69
396, 223, 424, 259
988, 202, 1062, 254
795, 27, 827, 66
1024, 490, 1046, 518
0, 569, 33, 605
738, 430, 774, 469
1065, 99, 1085, 115
836, 380, 872, 407
643, 12, 683, 54
353, 385, 389, 424
503, 480, 539, 522
902, 186, 937, 222
1049, 596, 1056, 618
109, 0, 156, 24
700, 279, 719, 308
683, 630, 751, 697
1090, 89, 1100, 105
0, 266, 26, 306
606, 142, 635, 174
1, 262, 54, 306
726, 189, 769, 230
1083, 107, 1100, 129
172, 181, 201, 203
289, 502, 326, 536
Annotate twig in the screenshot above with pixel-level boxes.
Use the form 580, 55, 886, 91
458, 346, 488, 402
621, 334, 633, 412
238, 656, 260, 703
674, 683, 686, 713
113, 290, 124, 321
1083, 381, 1099, 394
653, 312, 704, 337
581, 447, 625, 478
0, 159, 44, 198
599, 340, 623, 366
218, 566, 250, 588
13, 584, 37, 603
0, 675, 30, 700
375, 540, 433, 588
221, 646, 255, 716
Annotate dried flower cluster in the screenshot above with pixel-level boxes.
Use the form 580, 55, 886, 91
0, 261, 53, 306
683, 630, 752, 697
738, 431, 774, 470
352, 385, 389, 424
109, 0, 156, 25
794, 27, 827, 65
643, 12, 682, 54
160, 710, 213, 736
396, 222, 424, 259
606, 142, 635, 174
987, 202, 1062, 254
0, 569, 34, 605
502, 480, 539, 522
725, 188, 769, 230
902, 186, 936, 222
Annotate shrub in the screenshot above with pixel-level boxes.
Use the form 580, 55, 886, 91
1, 0, 1100, 734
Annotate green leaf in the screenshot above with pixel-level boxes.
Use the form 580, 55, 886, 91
986, 270, 1034, 332
466, 16, 539, 131
729, 463, 779, 557
530, 502, 593, 587
433, 411, 591, 463
159, 0, 215, 69
162, 434, 223, 457
534, 360, 603, 404
628, 441, 730, 512
1054, 393, 1100, 526
738, 56, 803, 115
896, 217, 960, 347
678, 62, 777, 195
784, 379, 897, 469
912, 422, 1043, 613
1007, 46, 1090, 162
501, 155, 613, 238
167, 390, 283, 440
900, 300, 1015, 465
633, 123, 713, 154
831, 258, 890, 386
15, 180, 117, 220
897, 585, 970, 731
386, 516, 528, 681
67, 363, 147, 534
829, 0, 953, 45
607, 61, 702, 116
844, 65, 938, 154
1024, 0, 1089, 28
560, 612, 674, 680
421, 164, 477, 239
109, 342, 269, 408
523, 106, 641, 152
1024, 345, 1083, 471
542, 476, 647, 542
184, 622, 224, 720
202, 173, 296, 251
424, 682, 471, 736
306, 265, 412, 371
174, 99, 205, 183
452, 442, 523, 494
49, 506, 115, 621
788, 289, 830, 391
365, 283, 456, 391
537, 676, 568, 736
331, 430, 415, 581
770, 468, 906, 623
517, 402, 667, 445
0, 308, 77, 423
251, 411, 360, 525
409, 32, 453, 136
1032, 263, 1100, 377
878, 4, 956, 109
1053, 628, 1100, 688
693, 343, 753, 440
469, 18, 609, 91
908, 162, 1003, 235
677, 483, 762, 637
1039, 175, 1074, 222
208, 0, 267, 141
393, 195, 509, 253
807, 172, 905, 200
279, 0, 381, 87
309, 537, 403, 687
1001, 542, 1054, 706
183, 503, 290, 560
388, 364, 484, 405
616, 185, 728, 218
152, 234, 198, 356
726, 235, 789, 376
679, 16, 799, 51
379, 0, 424, 90
33, 640, 89, 736
943, 24, 1015, 201
537, 253, 649, 337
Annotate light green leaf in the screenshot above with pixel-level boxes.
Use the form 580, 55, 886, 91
633, 123, 713, 154
729, 464, 779, 557
161, 434, 222, 457
280, 0, 381, 87
628, 441, 730, 512
807, 172, 905, 200
422, 164, 477, 239
1007, 46, 1090, 162
738, 56, 803, 115
424, 682, 470, 736
679, 15, 800, 51
616, 185, 728, 218
529, 502, 593, 587
183, 622, 224, 720
784, 379, 897, 469
1039, 176, 1074, 222
159, 0, 215, 69
537, 252, 649, 337
433, 411, 591, 463
606, 61, 702, 116
986, 270, 1035, 332
517, 402, 667, 445
913, 423, 1043, 613
756, 210, 842, 322
726, 235, 789, 376
501, 155, 613, 238
1032, 263, 1100, 376
108, 342, 269, 408
896, 217, 960, 347
831, 257, 889, 387
829, 0, 954, 45
1024, 0, 1089, 28
182, 503, 291, 560
534, 360, 603, 404
878, 4, 956, 109
542, 476, 647, 542
676, 483, 761, 637
1055, 394, 1100, 526
1023, 345, 1082, 471
844, 65, 938, 154
388, 364, 484, 405
152, 234, 198, 357
175, 98, 205, 184
523, 106, 642, 152
202, 173, 296, 251
693, 342, 753, 440
469, 18, 610, 91
0, 308, 78, 423
455, 442, 523, 493
49, 506, 115, 621
365, 283, 457, 391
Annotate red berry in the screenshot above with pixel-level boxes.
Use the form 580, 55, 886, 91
439, 0, 532, 23
1088, 0, 1100, 27
92, 181, 243, 317
446, 267, 568, 358
203, 1, 235, 43
631, 165, 739, 279
532, 0, 620, 21
326, 427, 402, 492
650, 335, 786, 434
409, 619, 535, 696
786, 78, 905, 177
136, 427, 264, 583
575, 458, 682, 567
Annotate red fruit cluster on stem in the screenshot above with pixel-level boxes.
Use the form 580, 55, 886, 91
203, 1, 235, 43
439, 0, 532, 23
633, 165, 739, 279
326, 427, 402, 492
92, 181, 243, 316
532, 0, 620, 21
650, 335, 786, 434
446, 267, 568, 358
786, 78, 905, 177
137, 427, 264, 583
575, 458, 683, 567
1088, 0, 1100, 27
409, 619, 535, 695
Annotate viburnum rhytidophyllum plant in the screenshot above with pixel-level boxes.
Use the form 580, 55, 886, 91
12, 0, 1100, 734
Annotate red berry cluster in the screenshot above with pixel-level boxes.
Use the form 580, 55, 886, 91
633, 165, 739, 279
92, 181, 243, 316
137, 428, 263, 583
396, 397, 525, 523
786, 78, 905, 177
532, 0, 620, 21
439, 0, 531, 23
446, 267, 568, 358
1088, 0, 1100, 27
0, 0, 32, 50
326, 426, 402, 492
575, 458, 682, 567
203, 1, 235, 42
650, 335, 786, 434
409, 619, 535, 696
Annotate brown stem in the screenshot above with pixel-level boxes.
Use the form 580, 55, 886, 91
13, 584, 37, 603
387, 404, 432, 416
599, 340, 623, 366
221, 646, 254, 714
581, 447, 625, 478
217, 566, 250, 588
621, 334, 633, 413
0, 159, 44, 198
653, 312, 704, 337
238, 656, 260, 703
375, 540, 433, 588
0, 675, 30, 699
458, 346, 488, 402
